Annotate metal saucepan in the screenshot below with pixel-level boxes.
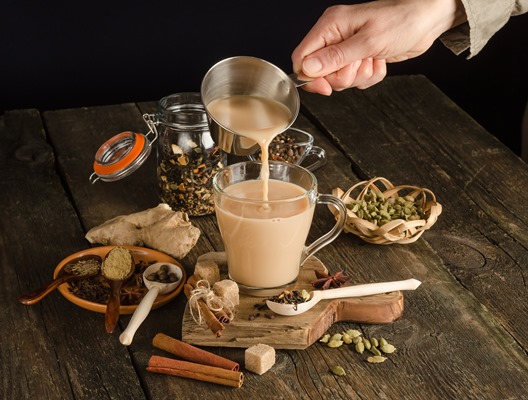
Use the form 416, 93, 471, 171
200, 56, 302, 156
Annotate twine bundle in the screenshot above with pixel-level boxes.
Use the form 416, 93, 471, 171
332, 177, 442, 245
188, 279, 235, 325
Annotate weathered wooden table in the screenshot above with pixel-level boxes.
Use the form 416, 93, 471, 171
2, 75, 527, 399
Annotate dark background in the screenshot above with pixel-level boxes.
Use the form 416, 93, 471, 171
2, 1, 527, 156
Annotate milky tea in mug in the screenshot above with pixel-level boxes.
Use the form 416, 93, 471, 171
213, 161, 346, 294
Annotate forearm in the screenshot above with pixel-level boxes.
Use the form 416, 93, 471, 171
441, 0, 528, 57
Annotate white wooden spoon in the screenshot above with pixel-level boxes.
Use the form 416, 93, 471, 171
266, 278, 421, 316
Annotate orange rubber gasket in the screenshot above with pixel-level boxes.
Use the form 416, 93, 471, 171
93, 132, 145, 176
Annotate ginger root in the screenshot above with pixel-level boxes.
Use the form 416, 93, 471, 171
85, 204, 200, 259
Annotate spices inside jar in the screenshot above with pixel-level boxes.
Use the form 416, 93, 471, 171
158, 141, 224, 216
156, 93, 226, 217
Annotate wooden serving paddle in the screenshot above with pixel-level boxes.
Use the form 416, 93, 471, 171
182, 256, 408, 350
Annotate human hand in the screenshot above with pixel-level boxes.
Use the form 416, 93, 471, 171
292, 0, 465, 94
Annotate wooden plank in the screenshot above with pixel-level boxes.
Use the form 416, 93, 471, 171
0, 110, 146, 399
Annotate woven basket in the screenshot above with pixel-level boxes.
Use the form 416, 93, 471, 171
332, 177, 442, 244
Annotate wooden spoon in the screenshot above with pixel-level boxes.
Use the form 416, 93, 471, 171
101, 248, 135, 333
266, 279, 421, 316
19, 255, 102, 305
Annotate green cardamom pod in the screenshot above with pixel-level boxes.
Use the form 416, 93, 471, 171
352, 336, 362, 345
319, 334, 331, 343
370, 337, 379, 348
332, 366, 347, 376
367, 355, 388, 363
342, 333, 353, 344
330, 333, 343, 342
362, 337, 371, 350
328, 340, 344, 348
346, 329, 362, 338
380, 344, 396, 354
355, 341, 365, 354
379, 338, 388, 347
370, 346, 382, 356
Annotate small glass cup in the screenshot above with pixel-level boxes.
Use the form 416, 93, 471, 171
248, 127, 326, 171
213, 160, 346, 296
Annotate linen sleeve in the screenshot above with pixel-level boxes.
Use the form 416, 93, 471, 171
440, 0, 528, 58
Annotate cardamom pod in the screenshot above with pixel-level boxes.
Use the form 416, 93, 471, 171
355, 341, 365, 354
328, 340, 344, 348
330, 333, 343, 342
367, 355, 388, 363
319, 334, 331, 343
362, 337, 371, 350
380, 344, 396, 354
342, 333, 353, 344
370, 346, 382, 356
346, 329, 362, 338
370, 337, 379, 348
379, 338, 388, 347
331, 366, 347, 376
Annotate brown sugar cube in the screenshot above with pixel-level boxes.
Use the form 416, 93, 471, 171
194, 259, 220, 286
197, 251, 227, 269
213, 279, 239, 306
245, 344, 276, 375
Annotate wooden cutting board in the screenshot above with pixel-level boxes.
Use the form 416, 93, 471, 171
181, 256, 404, 350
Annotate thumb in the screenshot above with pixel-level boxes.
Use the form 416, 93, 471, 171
301, 36, 373, 78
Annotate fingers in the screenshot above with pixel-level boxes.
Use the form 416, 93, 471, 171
355, 58, 387, 89
302, 58, 387, 95
300, 77, 333, 96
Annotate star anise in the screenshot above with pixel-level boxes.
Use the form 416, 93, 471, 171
311, 270, 351, 290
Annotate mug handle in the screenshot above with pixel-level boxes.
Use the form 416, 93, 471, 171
304, 146, 327, 172
301, 194, 347, 264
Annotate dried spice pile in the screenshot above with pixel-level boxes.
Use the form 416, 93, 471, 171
255, 131, 306, 164
320, 328, 397, 367
267, 289, 310, 311
347, 191, 426, 226
69, 259, 155, 305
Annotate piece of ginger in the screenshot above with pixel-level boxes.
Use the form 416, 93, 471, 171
85, 204, 200, 259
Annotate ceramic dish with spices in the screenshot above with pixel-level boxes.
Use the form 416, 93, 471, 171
330, 177, 442, 244
53, 245, 186, 314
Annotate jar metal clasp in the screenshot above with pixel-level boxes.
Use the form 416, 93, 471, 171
88, 115, 159, 184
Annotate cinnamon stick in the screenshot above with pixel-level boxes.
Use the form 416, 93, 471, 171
153, 333, 239, 371
187, 274, 201, 288
184, 283, 224, 337
147, 355, 243, 388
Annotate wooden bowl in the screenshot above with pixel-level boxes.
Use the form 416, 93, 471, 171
53, 245, 185, 314
331, 177, 442, 244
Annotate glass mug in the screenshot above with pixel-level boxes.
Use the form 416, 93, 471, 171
212, 161, 347, 295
